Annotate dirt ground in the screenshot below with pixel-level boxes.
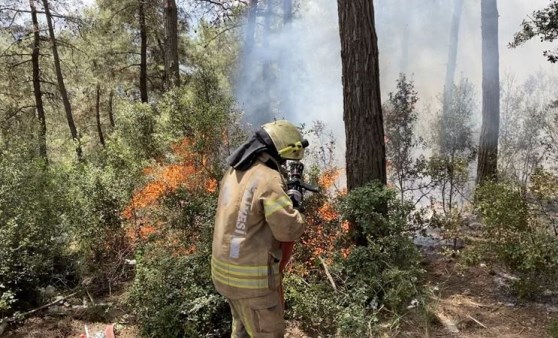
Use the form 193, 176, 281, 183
397, 249, 557, 338
4, 250, 558, 337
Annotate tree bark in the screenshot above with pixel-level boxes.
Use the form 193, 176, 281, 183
29, 0, 47, 162
477, 0, 500, 184
164, 0, 180, 89
442, 0, 464, 125
337, 0, 387, 191
108, 89, 115, 128
139, 0, 148, 103
245, 0, 258, 53
42, 0, 82, 159
95, 83, 106, 147
338, 0, 387, 247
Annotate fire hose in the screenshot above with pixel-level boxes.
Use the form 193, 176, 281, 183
279, 161, 319, 307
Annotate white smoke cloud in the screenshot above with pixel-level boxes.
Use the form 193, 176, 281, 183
231, 0, 558, 173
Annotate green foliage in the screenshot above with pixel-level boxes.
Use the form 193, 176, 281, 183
63, 162, 138, 294
113, 102, 159, 161
549, 317, 558, 338
511, 1, 558, 63
430, 79, 477, 213
384, 74, 423, 201
339, 182, 413, 239
129, 192, 230, 338
285, 183, 424, 336
476, 181, 558, 297
498, 74, 557, 187
129, 246, 230, 338
285, 275, 340, 335
0, 144, 72, 316
156, 67, 245, 177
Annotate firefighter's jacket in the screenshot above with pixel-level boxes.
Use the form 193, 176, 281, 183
211, 159, 306, 299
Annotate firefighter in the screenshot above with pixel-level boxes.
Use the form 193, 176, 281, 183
211, 120, 308, 338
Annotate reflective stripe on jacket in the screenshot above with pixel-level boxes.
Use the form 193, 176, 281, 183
211, 159, 306, 299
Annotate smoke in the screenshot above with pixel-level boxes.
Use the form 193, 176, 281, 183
234, 0, 557, 165
235, 1, 343, 135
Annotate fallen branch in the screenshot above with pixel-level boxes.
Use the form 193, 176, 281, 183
318, 256, 337, 292
0, 290, 82, 334
23, 290, 81, 317
467, 314, 487, 329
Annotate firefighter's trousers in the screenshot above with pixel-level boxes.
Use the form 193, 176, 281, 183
228, 291, 285, 338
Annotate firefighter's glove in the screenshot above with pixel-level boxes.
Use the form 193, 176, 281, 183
287, 189, 304, 212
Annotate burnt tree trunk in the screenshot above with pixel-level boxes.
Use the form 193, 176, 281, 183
477, 0, 500, 184
42, 0, 82, 159
108, 89, 115, 128
139, 0, 148, 103
164, 0, 180, 88
442, 0, 464, 146
29, 0, 47, 162
95, 83, 105, 147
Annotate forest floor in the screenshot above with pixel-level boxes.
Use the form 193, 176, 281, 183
4, 246, 558, 337
397, 248, 558, 338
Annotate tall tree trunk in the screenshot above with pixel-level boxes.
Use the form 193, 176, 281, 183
164, 0, 180, 89
95, 83, 106, 147
139, 0, 148, 103
279, 0, 293, 120
42, 0, 82, 159
442, 0, 464, 118
245, 0, 258, 53
259, 0, 273, 120
29, 0, 47, 162
283, 0, 292, 23
338, 0, 387, 246
477, 0, 500, 184
338, 0, 386, 191
440, 0, 464, 154
108, 89, 115, 128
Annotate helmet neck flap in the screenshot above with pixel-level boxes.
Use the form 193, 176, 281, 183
226, 128, 281, 171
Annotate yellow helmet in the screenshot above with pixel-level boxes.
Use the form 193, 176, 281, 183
262, 120, 308, 161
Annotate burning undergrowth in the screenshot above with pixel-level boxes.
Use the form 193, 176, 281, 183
122, 138, 218, 248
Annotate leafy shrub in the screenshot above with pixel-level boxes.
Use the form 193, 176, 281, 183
129, 191, 230, 338
285, 183, 424, 336
156, 68, 245, 179
64, 163, 138, 294
113, 102, 159, 161
476, 181, 558, 297
0, 146, 73, 317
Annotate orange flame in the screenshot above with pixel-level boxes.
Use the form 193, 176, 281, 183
318, 168, 342, 188
123, 138, 217, 244
318, 203, 338, 222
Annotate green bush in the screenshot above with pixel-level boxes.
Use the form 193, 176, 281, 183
285, 183, 424, 336
129, 191, 230, 338
0, 145, 73, 317
63, 162, 139, 294
130, 245, 230, 338
476, 181, 558, 297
